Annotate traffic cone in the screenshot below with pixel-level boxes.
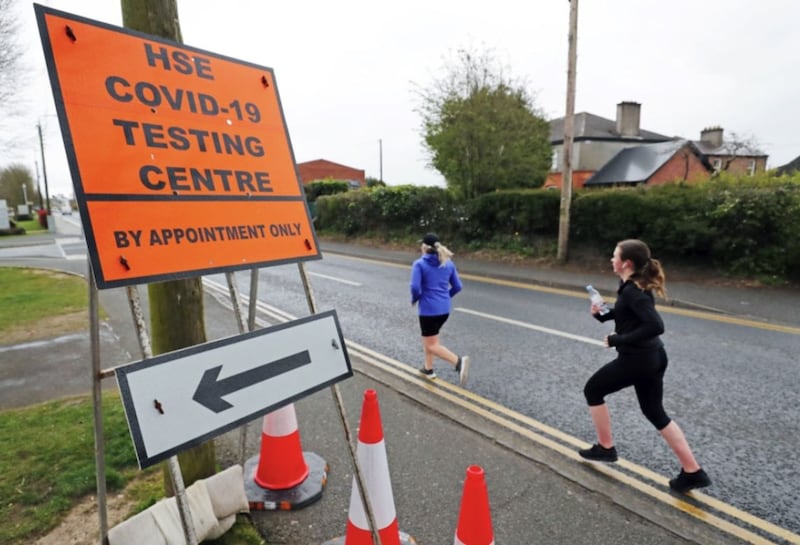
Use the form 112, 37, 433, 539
454, 465, 495, 545
243, 403, 328, 510
322, 389, 416, 545
255, 404, 308, 489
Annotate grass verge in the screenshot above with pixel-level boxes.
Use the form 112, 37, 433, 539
15, 219, 46, 232
0, 394, 141, 543
0, 266, 264, 543
0, 394, 264, 544
0, 268, 87, 343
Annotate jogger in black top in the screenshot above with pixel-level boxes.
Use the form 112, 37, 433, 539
579, 239, 711, 493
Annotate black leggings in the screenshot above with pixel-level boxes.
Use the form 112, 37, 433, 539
583, 347, 671, 430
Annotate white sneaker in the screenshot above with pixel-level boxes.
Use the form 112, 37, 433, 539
456, 356, 470, 386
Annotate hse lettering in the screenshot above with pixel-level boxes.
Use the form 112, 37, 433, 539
114, 223, 302, 248
106, 42, 273, 195
143, 43, 214, 80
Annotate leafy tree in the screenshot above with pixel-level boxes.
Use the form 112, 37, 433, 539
0, 164, 37, 207
366, 176, 386, 188
417, 48, 551, 199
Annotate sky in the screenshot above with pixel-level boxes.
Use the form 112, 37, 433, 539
3, 0, 799, 198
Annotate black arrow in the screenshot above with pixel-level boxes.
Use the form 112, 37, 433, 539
192, 350, 311, 413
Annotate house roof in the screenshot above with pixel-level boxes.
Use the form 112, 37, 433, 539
775, 155, 800, 175
584, 140, 707, 186
297, 159, 362, 170
549, 112, 671, 144
690, 140, 768, 158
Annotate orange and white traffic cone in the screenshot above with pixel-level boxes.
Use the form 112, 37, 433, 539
244, 403, 328, 511
454, 465, 495, 545
322, 389, 416, 545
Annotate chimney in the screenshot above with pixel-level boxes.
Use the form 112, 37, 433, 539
616, 101, 641, 137
700, 126, 724, 148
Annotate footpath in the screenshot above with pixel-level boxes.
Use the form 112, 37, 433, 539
2, 232, 798, 544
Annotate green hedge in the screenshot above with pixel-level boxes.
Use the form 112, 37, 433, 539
314, 173, 800, 281
304, 179, 350, 202
571, 175, 800, 278
316, 185, 464, 239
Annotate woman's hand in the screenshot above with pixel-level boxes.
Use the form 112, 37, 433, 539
590, 303, 603, 315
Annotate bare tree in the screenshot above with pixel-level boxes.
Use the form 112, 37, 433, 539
0, 0, 31, 155
716, 131, 764, 174
0, 0, 24, 105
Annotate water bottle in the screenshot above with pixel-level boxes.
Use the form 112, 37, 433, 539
586, 285, 610, 315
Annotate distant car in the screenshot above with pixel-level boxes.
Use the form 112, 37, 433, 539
61, 206, 72, 215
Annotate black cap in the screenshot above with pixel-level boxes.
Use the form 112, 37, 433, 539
420, 233, 439, 246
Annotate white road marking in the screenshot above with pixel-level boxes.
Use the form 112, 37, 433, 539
55, 237, 87, 260
455, 307, 605, 346
308, 271, 362, 286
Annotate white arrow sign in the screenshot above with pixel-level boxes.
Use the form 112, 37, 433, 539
116, 310, 352, 468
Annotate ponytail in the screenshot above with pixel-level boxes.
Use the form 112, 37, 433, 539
617, 239, 667, 298
423, 241, 454, 266
637, 258, 666, 298
435, 242, 454, 266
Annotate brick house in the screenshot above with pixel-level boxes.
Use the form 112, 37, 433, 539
692, 127, 768, 176
583, 140, 712, 188
546, 102, 769, 190
296, 159, 365, 188
546, 101, 671, 189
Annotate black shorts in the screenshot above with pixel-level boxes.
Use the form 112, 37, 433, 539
419, 314, 449, 337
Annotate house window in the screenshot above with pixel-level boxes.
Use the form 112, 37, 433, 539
551, 149, 559, 171
748, 159, 756, 175
712, 158, 722, 172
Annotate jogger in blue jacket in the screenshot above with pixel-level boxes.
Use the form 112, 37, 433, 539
410, 233, 470, 386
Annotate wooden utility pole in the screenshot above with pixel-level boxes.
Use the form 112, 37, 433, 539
379, 138, 383, 183
120, 0, 216, 489
37, 122, 51, 212
34, 160, 44, 209
557, 0, 579, 262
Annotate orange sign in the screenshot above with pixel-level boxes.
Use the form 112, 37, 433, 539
36, 5, 320, 288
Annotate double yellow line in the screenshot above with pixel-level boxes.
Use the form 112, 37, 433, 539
347, 341, 799, 545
